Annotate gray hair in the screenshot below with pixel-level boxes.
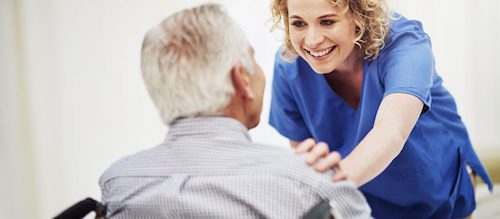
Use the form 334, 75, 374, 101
141, 4, 253, 125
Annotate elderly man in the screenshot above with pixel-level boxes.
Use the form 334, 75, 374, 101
99, 3, 370, 218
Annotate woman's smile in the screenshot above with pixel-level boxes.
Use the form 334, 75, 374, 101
287, 0, 357, 73
304, 45, 336, 60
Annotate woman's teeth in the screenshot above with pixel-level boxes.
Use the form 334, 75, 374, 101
307, 46, 334, 57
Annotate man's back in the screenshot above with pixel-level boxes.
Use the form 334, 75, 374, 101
99, 117, 370, 218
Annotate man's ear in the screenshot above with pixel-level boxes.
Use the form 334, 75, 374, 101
231, 63, 254, 100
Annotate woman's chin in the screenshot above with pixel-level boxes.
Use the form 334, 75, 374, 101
299, 53, 336, 74
300, 52, 337, 74
310, 65, 334, 74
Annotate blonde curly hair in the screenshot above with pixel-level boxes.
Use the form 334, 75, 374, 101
271, 0, 390, 60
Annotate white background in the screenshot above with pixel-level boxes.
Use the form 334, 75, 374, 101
1, 0, 499, 218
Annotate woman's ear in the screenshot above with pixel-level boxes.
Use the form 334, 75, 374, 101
231, 63, 254, 100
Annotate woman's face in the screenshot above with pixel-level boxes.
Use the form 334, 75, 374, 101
287, 0, 357, 74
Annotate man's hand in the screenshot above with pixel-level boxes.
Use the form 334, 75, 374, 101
294, 138, 347, 181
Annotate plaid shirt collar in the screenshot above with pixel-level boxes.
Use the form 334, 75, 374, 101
165, 116, 252, 143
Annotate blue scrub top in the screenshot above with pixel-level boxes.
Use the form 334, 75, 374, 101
269, 15, 493, 218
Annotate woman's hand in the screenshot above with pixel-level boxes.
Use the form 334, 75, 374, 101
294, 138, 348, 181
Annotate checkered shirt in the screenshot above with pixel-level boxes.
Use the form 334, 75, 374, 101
99, 117, 371, 218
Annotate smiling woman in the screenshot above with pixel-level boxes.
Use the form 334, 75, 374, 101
269, 0, 494, 218
287, 1, 358, 74
1, 0, 499, 218
272, 0, 389, 61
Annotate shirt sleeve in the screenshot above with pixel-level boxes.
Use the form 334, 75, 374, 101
269, 50, 311, 141
379, 25, 434, 114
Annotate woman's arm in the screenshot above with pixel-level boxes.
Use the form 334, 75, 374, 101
338, 93, 423, 187
295, 93, 423, 187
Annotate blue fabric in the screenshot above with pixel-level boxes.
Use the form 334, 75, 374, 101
269, 15, 493, 219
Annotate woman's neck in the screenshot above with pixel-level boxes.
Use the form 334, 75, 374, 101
333, 47, 363, 76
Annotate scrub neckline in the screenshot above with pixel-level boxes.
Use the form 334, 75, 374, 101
317, 59, 368, 114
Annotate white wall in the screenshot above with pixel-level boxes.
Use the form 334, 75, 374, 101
0, 0, 37, 218
389, 0, 500, 149
1, 0, 499, 218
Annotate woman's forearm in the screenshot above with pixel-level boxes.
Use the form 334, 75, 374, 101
340, 121, 407, 187
340, 93, 423, 187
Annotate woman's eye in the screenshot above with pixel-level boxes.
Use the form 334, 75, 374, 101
291, 21, 306, 27
320, 20, 335, 26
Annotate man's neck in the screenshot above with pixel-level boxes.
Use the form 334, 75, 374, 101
222, 101, 251, 129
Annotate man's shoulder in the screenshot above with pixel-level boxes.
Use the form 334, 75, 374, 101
98, 140, 338, 190
98, 140, 370, 218
239, 142, 339, 187
98, 144, 163, 186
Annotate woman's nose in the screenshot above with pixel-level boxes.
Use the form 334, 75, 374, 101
305, 28, 324, 48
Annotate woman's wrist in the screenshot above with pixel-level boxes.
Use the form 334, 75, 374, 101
337, 160, 362, 187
